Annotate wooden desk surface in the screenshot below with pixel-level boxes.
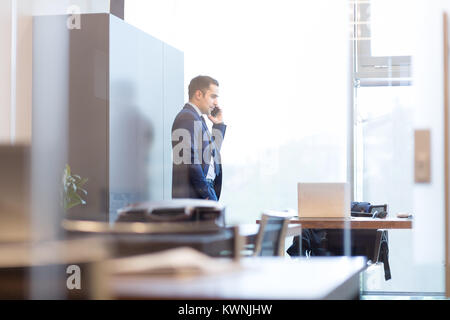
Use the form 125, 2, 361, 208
111, 256, 366, 300
257, 217, 412, 230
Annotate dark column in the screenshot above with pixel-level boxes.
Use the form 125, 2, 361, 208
110, 0, 124, 20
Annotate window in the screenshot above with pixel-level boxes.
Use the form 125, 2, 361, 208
351, 0, 412, 86
126, 0, 350, 225
351, 0, 413, 201
351, 0, 445, 296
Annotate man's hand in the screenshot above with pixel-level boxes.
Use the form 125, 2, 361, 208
208, 106, 223, 124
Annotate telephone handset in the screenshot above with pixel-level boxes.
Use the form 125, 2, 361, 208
211, 106, 220, 117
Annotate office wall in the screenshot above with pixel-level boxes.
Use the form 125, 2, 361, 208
163, 44, 185, 200
65, 14, 110, 221
0, 0, 112, 146
110, 15, 184, 221
109, 14, 165, 221
32, 14, 70, 240
411, 0, 445, 267
0, 146, 31, 243
0, 0, 30, 145
409, 0, 450, 292
15, 1, 33, 145
33, 13, 183, 222
25, 0, 110, 15
109, 14, 184, 221
0, 1, 12, 143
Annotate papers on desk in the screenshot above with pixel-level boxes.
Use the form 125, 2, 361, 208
108, 247, 241, 277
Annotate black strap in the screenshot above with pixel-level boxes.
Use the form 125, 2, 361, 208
379, 240, 391, 281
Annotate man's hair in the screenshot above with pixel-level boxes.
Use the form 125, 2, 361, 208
188, 75, 219, 99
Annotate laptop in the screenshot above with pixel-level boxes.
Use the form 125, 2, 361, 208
297, 182, 350, 218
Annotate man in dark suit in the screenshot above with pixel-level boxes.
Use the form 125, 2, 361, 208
171, 76, 226, 201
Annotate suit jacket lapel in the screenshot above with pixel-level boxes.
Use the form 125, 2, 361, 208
183, 104, 220, 176
183, 104, 201, 120
183, 104, 209, 174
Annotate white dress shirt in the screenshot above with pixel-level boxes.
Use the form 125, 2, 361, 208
187, 102, 216, 181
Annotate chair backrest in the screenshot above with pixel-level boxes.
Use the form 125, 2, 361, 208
253, 214, 290, 257
230, 225, 243, 261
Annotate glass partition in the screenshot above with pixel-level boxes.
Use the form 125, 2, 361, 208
1, 0, 114, 299
352, 0, 447, 298
3, 0, 449, 300
126, 0, 350, 225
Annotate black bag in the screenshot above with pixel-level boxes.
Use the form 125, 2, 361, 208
287, 229, 329, 257
287, 228, 392, 281
351, 201, 371, 213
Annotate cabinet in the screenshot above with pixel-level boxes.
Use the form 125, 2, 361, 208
33, 14, 184, 222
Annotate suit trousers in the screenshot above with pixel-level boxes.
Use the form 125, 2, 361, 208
205, 179, 217, 201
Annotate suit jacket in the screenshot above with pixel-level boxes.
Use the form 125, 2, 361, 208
171, 104, 226, 200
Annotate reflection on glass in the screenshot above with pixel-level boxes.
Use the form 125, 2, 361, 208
355, 86, 445, 294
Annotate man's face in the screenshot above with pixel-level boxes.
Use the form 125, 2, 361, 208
197, 84, 219, 115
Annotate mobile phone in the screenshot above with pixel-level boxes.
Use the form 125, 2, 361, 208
211, 106, 220, 117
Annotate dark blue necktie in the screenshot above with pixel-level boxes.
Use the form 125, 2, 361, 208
200, 116, 221, 177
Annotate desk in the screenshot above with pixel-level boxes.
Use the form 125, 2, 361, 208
64, 222, 302, 258
111, 256, 366, 300
256, 217, 411, 266
107, 230, 236, 258
110, 224, 303, 257
0, 238, 111, 299
257, 217, 412, 230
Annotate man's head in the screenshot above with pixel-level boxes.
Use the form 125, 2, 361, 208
188, 75, 219, 115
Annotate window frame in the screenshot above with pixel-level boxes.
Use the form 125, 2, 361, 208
351, 0, 412, 86
350, 0, 413, 201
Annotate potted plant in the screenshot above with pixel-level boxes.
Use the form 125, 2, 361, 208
62, 164, 88, 210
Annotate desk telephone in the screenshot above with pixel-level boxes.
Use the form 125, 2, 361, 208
351, 202, 388, 219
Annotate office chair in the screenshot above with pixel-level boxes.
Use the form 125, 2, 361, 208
253, 214, 290, 257
217, 226, 243, 261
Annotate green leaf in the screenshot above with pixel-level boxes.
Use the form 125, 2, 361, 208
66, 200, 81, 210
78, 178, 88, 187
62, 164, 88, 212
65, 164, 71, 176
